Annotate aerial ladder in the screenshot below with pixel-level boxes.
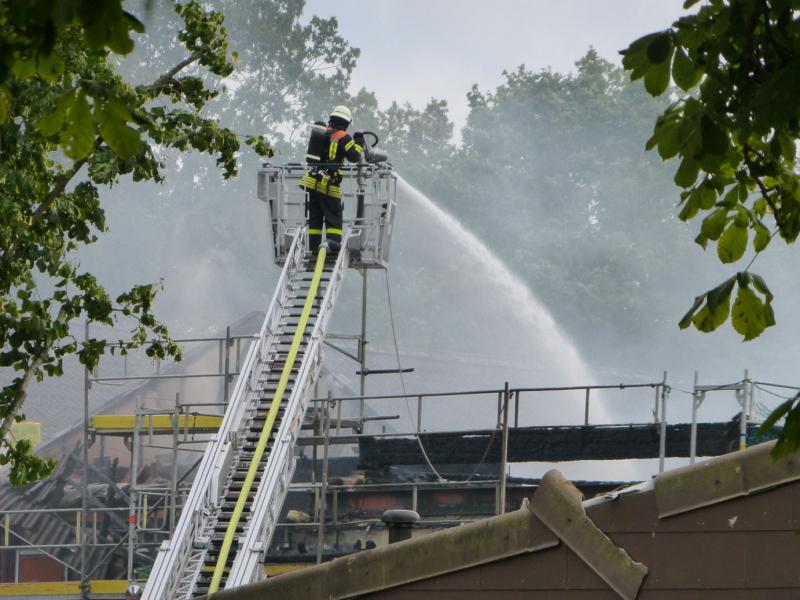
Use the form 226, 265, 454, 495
143, 152, 396, 598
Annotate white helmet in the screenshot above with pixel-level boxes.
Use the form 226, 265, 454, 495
330, 105, 352, 124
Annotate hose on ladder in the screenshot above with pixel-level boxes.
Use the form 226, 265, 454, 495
207, 244, 328, 593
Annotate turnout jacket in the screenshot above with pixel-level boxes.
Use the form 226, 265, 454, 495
300, 127, 363, 199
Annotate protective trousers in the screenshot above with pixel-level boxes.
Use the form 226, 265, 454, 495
307, 189, 343, 252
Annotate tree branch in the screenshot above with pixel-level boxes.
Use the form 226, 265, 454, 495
31, 157, 89, 223
0, 154, 91, 266
15, 51, 205, 252
744, 228, 780, 272
144, 52, 202, 95
743, 145, 784, 230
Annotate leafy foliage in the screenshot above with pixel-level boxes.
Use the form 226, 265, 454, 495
622, 0, 800, 457
0, 1, 272, 485
757, 392, 800, 456
621, 0, 799, 342
0, 0, 145, 86
126, 0, 361, 148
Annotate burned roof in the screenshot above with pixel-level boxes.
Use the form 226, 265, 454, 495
1, 311, 264, 450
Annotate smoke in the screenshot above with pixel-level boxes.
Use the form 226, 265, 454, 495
77, 155, 276, 336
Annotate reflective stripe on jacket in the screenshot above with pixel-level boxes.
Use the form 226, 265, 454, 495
300, 126, 363, 199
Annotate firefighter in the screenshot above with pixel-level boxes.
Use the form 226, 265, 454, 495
300, 105, 364, 254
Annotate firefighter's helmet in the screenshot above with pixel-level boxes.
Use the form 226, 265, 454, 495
330, 105, 352, 125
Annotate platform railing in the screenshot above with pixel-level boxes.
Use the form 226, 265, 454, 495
257, 163, 396, 268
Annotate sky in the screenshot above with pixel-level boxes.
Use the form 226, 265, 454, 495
305, 0, 688, 131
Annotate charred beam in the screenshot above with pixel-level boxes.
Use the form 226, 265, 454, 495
358, 421, 777, 469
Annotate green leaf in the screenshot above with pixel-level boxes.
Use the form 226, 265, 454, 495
773, 404, 800, 457
657, 123, 683, 160
679, 188, 701, 221
692, 302, 727, 333
96, 100, 141, 159
706, 276, 736, 311
697, 183, 716, 209
753, 60, 800, 132
645, 131, 659, 151
701, 208, 728, 240
622, 33, 660, 78
753, 219, 771, 252
738, 184, 749, 201
731, 285, 770, 340
733, 208, 749, 228
679, 294, 706, 329
123, 11, 146, 34
750, 273, 774, 302
691, 277, 735, 333
36, 51, 65, 81
674, 157, 700, 188
672, 47, 703, 91
60, 91, 95, 160
0, 87, 9, 123
108, 18, 136, 55
757, 398, 795, 434
644, 55, 671, 96
721, 185, 740, 208
12, 57, 36, 79
647, 33, 673, 64
36, 92, 71, 137
700, 114, 728, 155
717, 223, 748, 263
683, 97, 703, 118
777, 133, 796, 165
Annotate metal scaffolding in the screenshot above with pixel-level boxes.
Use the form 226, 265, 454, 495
2, 332, 794, 597
77, 328, 255, 597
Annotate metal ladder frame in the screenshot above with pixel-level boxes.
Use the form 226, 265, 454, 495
144, 228, 344, 599
225, 234, 350, 587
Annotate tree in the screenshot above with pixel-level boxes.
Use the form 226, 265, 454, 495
0, 0, 270, 485
67, 0, 367, 339
390, 50, 693, 359
622, 0, 800, 456
120, 0, 360, 151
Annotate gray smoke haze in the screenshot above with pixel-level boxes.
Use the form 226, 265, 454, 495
68, 1, 797, 482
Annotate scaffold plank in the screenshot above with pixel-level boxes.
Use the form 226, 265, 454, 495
0, 580, 128, 596
90, 414, 222, 435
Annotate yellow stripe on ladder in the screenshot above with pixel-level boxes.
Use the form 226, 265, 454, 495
207, 245, 328, 594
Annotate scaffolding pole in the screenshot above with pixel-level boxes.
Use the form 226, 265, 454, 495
316, 392, 332, 564
359, 269, 368, 422
127, 401, 140, 583
170, 393, 180, 533
81, 321, 90, 600
498, 382, 510, 515
659, 372, 668, 473
690, 371, 700, 464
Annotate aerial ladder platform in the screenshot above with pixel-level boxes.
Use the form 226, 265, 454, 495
143, 160, 396, 599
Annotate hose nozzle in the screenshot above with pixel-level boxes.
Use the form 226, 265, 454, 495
354, 130, 388, 164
